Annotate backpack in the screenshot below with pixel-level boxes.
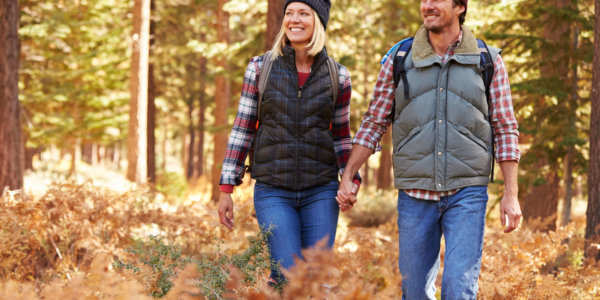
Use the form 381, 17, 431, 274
389, 38, 496, 182
256, 51, 339, 126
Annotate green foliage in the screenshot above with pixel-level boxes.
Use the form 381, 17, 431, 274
114, 230, 271, 299
196, 228, 272, 299
482, 0, 593, 190
114, 236, 191, 298
19, 0, 130, 149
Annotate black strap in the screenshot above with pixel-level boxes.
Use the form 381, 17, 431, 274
391, 37, 414, 122
477, 39, 496, 183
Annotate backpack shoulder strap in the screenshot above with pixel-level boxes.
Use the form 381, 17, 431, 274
389, 37, 414, 122
392, 37, 415, 99
257, 51, 274, 122
477, 39, 494, 102
476, 38, 497, 182
326, 57, 340, 104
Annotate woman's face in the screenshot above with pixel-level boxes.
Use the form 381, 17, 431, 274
283, 2, 314, 45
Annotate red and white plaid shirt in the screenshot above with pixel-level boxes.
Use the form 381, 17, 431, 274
353, 31, 520, 201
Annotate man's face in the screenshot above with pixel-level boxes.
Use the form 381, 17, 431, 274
420, 0, 464, 33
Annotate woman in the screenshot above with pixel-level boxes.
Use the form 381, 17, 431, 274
217, 0, 359, 284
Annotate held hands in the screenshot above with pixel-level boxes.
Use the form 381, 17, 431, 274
336, 178, 359, 212
218, 193, 235, 229
499, 193, 522, 233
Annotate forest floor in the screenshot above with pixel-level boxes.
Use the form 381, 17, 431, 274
0, 158, 598, 299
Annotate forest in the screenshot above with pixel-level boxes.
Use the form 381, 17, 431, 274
0, 0, 599, 298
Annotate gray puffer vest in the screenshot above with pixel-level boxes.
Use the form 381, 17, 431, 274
392, 25, 500, 191
251, 46, 338, 191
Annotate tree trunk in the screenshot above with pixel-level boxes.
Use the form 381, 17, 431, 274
585, 0, 600, 261
161, 122, 167, 172
0, 0, 22, 191
211, 0, 231, 202
521, 0, 570, 232
377, 131, 393, 190
127, 0, 150, 184
147, 0, 156, 184
562, 28, 580, 227
523, 160, 560, 232
196, 35, 207, 178
186, 97, 196, 180
265, 0, 284, 51
562, 151, 573, 226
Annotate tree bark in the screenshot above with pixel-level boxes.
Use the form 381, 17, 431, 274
127, 0, 150, 184
562, 27, 580, 227
265, 0, 284, 51
0, 0, 22, 191
186, 95, 196, 180
377, 131, 393, 190
585, 0, 600, 261
561, 150, 573, 226
523, 160, 560, 232
521, 0, 570, 232
211, 0, 231, 202
196, 35, 207, 178
147, 0, 156, 184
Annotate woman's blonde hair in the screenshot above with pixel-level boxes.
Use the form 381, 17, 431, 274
269, 8, 327, 60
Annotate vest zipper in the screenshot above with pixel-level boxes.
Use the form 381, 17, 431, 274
295, 89, 301, 189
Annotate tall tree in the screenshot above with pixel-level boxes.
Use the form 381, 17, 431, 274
485, 0, 593, 232
196, 35, 207, 178
127, 0, 151, 184
147, 0, 157, 184
211, 0, 231, 202
585, 0, 600, 260
265, 0, 284, 51
0, 0, 22, 191
185, 63, 196, 180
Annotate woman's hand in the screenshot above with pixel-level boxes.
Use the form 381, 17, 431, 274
218, 193, 235, 229
336, 179, 359, 212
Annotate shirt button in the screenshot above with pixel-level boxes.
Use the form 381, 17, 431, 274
438, 119, 443, 124
438, 152, 442, 156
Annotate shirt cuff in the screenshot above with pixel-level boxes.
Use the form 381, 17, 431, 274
220, 184, 234, 193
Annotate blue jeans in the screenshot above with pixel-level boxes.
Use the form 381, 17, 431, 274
253, 180, 339, 283
397, 186, 488, 300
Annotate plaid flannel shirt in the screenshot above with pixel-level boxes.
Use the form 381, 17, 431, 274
219, 55, 356, 192
353, 31, 520, 201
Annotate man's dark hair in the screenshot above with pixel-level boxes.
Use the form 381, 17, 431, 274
453, 0, 466, 25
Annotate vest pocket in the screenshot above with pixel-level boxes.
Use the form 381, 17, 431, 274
396, 125, 423, 153
457, 125, 488, 151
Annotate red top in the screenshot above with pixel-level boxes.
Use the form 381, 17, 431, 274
298, 72, 310, 87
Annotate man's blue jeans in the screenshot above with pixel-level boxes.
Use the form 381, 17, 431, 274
253, 180, 339, 283
397, 186, 488, 300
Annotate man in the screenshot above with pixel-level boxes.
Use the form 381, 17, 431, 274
337, 0, 522, 298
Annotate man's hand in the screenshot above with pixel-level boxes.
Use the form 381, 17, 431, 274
218, 193, 234, 229
499, 193, 521, 233
336, 178, 356, 212
498, 161, 521, 233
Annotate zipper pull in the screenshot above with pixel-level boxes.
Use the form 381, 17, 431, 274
298, 90, 301, 98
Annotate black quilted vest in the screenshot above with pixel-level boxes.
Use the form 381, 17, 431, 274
250, 46, 338, 190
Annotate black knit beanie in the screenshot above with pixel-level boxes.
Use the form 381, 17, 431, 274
284, 0, 331, 29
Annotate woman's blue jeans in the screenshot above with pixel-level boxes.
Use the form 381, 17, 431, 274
397, 186, 488, 300
253, 180, 339, 283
